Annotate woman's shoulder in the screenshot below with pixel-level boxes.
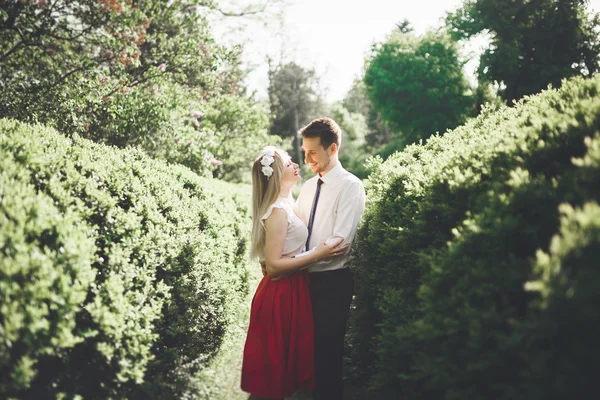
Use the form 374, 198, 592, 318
261, 198, 293, 224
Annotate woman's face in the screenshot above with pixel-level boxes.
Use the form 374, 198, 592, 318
280, 153, 301, 186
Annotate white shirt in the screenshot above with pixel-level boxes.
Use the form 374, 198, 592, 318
294, 162, 366, 272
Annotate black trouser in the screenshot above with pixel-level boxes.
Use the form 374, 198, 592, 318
309, 268, 354, 400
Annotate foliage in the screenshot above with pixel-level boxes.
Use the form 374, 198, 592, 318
268, 61, 324, 164
446, 0, 600, 103
364, 28, 475, 150
349, 74, 600, 399
330, 103, 370, 179
0, 0, 276, 180
0, 118, 251, 398
342, 78, 392, 149
201, 94, 284, 182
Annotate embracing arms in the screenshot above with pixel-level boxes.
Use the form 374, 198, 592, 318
263, 208, 347, 278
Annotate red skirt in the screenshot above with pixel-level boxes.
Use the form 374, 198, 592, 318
241, 270, 315, 398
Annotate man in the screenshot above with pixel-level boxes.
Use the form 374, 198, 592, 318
294, 117, 366, 400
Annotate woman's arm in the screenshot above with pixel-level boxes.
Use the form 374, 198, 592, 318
263, 208, 347, 277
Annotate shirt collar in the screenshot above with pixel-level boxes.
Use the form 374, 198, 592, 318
318, 161, 343, 184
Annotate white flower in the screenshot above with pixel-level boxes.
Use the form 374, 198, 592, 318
263, 146, 276, 157
262, 166, 274, 177
260, 155, 274, 167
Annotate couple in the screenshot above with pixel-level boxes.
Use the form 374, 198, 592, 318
241, 117, 366, 400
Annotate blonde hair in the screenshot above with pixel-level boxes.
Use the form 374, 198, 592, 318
250, 148, 288, 260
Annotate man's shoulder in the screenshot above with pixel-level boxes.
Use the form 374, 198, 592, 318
339, 169, 364, 187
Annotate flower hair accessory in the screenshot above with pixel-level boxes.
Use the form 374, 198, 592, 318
260, 146, 276, 178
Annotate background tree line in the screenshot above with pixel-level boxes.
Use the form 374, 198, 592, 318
267, 0, 599, 179
0, 0, 283, 182
3, 0, 596, 181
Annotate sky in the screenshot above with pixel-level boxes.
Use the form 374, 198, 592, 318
213, 0, 600, 103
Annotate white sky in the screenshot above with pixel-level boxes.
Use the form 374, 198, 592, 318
213, 0, 600, 103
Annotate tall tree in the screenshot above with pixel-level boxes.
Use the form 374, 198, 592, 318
447, 0, 600, 104
364, 27, 475, 150
0, 0, 279, 181
342, 78, 392, 148
0, 0, 243, 133
268, 61, 323, 165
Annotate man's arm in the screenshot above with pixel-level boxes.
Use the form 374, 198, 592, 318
309, 180, 366, 266
263, 208, 348, 277
331, 180, 366, 246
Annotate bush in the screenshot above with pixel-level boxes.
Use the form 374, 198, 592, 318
349, 75, 600, 399
0, 119, 251, 398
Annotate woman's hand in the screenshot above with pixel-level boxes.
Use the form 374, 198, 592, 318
314, 237, 350, 261
263, 257, 293, 281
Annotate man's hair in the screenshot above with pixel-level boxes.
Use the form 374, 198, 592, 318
299, 117, 342, 149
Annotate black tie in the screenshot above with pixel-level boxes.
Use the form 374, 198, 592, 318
306, 178, 323, 251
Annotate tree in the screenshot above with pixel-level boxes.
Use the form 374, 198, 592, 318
0, 0, 149, 125
342, 78, 392, 148
446, 0, 600, 104
364, 27, 475, 150
330, 102, 371, 178
0, 0, 278, 181
268, 61, 324, 165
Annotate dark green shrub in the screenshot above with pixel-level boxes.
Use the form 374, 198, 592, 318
350, 75, 600, 399
0, 119, 250, 398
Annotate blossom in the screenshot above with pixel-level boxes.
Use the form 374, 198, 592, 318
261, 155, 274, 167
262, 166, 274, 177
157, 63, 166, 72
211, 159, 223, 166
263, 146, 276, 157
192, 119, 201, 127
190, 111, 204, 118
98, 74, 110, 84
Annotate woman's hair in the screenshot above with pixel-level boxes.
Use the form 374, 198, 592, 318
250, 148, 287, 260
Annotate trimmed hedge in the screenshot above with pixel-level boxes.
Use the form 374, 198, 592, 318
350, 75, 600, 399
0, 119, 251, 398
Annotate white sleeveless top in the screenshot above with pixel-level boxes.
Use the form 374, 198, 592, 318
262, 197, 308, 258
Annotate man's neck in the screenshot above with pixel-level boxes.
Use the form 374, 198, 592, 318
319, 157, 339, 177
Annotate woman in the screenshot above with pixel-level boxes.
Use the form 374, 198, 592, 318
241, 146, 348, 400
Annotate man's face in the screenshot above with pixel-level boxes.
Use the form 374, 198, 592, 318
302, 136, 334, 175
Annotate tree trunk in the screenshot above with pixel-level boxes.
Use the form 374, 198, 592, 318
293, 104, 302, 167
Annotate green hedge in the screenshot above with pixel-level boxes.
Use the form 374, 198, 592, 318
350, 75, 600, 399
0, 119, 251, 398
